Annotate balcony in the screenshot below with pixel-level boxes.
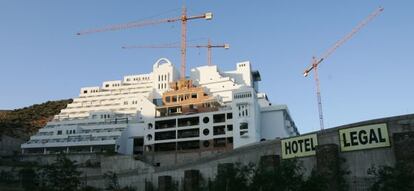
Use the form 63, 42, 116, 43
178, 117, 199, 127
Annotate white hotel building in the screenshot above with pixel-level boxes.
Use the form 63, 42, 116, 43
21, 58, 299, 155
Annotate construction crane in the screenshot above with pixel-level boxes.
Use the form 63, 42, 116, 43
122, 39, 230, 66
303, 7, 384, 131
77, 6, 213, 79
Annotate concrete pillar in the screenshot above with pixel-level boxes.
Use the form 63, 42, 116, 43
43, 148, 47, 155
316, 144, 339, 191
90, 146, 93, 153
259, 155, 280, 172
21, 149, 25, 154
183, 169, 200, 191
66, 147, 69, 153
145, 179, 154, 191
393, 131, 414, 165
158, 175, 172, 191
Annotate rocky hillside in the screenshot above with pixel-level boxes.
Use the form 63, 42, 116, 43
0, 99, 72, 139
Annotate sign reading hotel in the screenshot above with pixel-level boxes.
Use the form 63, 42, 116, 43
281, 134, 318, 159
339, 123, 390, 152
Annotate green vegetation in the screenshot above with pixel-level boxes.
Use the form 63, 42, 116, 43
5, 157, 340, 191
0, 154, 136, 191
0, 99, 72, 138
37, 154, 82, 191
368, 162, 414, 191
204, 159, 347, 191
103, 171, 137, 191
19, 166, 38, 191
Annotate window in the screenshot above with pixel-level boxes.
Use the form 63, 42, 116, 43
155, 119, 176, 129
213, 126, 226, 135
227, 137, 233, 144
213, 114, 226, 123
234, 92, 252, 99
238, 104, 249, 117
178, 117, 199, 127
214, 138, 226, 147
240, 122, 248, 137
203, 140, 210, 147
227, 125, 233, 131
155, 131, 176, 140
227, 113, 233, 119
178, 129, 199, 138
155, 142, 177, 152
203, 129, 210, 136
240, 122, 248, 130
203, 117, 210, 124
177, 140, 200, 150
165, 96, 170, 103
191, 93, 197, 99
148, 123, 153, 129
172, 96, 177, 102
83, 90, 88, 94
147, 134, 153, 141
57, 130, 62, 135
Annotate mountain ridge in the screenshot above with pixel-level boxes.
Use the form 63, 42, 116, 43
0, 99, 73, 139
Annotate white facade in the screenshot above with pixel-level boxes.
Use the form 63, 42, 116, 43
21, 58, 298, 155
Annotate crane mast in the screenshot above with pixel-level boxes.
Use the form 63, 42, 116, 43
195, 39, 230, 66
77, 6, 212, 79
303, 7, 384, 131
181, 7, 187, 80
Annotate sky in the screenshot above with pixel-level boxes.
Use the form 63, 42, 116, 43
1, 0, 413, 133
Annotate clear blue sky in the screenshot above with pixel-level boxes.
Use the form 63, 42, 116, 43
1, 0, 413, 133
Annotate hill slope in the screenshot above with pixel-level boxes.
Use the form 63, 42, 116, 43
0, 99, 72, 139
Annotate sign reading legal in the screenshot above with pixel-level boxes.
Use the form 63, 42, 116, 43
339, 123, 390, 152
281, 133, 318, 159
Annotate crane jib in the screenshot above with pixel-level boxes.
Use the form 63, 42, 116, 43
302, 7, 384, 131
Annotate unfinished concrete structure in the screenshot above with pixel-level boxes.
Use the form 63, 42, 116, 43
21, 58, 299, 159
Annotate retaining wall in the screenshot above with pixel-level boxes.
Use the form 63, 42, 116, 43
18, 114, 414, 190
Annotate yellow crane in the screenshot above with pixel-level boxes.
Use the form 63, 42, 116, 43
303, 7, 384, 131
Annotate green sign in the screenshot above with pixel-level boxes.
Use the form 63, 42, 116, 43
339, 123, 390, 152
281, 133, 318, 159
